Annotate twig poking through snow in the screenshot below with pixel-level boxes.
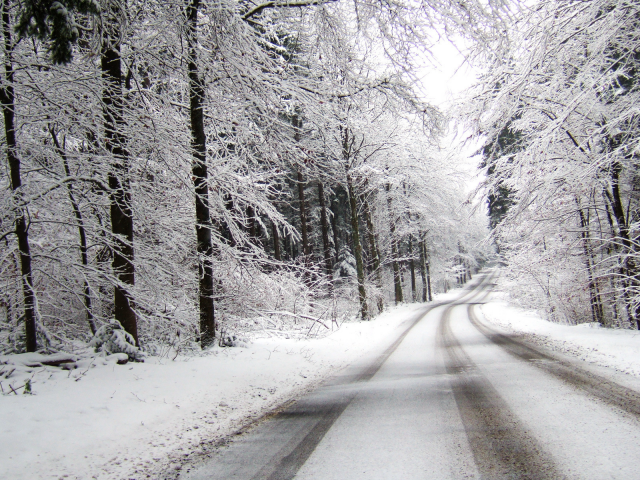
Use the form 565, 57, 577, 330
74, 360, 95, 382
131, 392, 146, 402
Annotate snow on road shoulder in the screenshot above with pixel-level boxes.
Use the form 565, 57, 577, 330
479, 291, 640, 379
0, 302, 427, 480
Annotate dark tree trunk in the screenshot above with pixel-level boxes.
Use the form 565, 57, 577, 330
283, 233, 290, 260
605, 172, 636, 327
247, 205, 258, 242
292, 113, 310, 262
386, 185, 403, 304
297, 168, 310, 258
364, 197, 383, 312
347, 173, 368, 320
457, 243, 466, 285
318, 182, 333, 282
419, 237, 428, 302
424, 241, 433, 301
50, 128, 96, 334
271, 220, 281, 261
386, 185, 404, 305
2, 1, 36, 351
101, 2, 137, 344
391, 242, 403, 303
219, 194, 236, 247
603, 191, 622, 325
409, 236, 416, 302
578, 205, 604, 325
186, 0, 215, 348
330, 198, 340, 267
361, 215, 371, 275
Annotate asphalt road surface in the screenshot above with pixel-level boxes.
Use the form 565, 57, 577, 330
181, 272, 640, 479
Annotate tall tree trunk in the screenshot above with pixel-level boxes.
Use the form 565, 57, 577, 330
330, 197, 340, 267
364, 197, 383, 312
271, 220, 281, 261
603, 191, 622, 326
424, 241, 433, 301
50, 128, 96, 334
219, 194, 236, 247
297, 168, 310, 259
292, 113, 310, 262
457, 243, 466, 285
347, 173, 368, 320
2, 1, 36, 351
186, 0, 215, 348
409, 236, 416, 302
318, 182, 333, 283
604, 174, 636, 327
247, 205, 262, 252
419, 237, 428, 302
386, 185, 403, 304
101, 1, 137, 344
577, 204, 604, 325
283, 233, 290, 260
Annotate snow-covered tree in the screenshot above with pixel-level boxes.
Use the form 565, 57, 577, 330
466, 0, 640, 327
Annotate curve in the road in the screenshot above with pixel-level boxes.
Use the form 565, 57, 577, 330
468, 304, 640, 420
181, 273, 505, 480
249, 276, 495, 480
438, 300, 563, 480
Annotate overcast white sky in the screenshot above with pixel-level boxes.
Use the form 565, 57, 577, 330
418, 40, 478, 109
417, 39, 485, 197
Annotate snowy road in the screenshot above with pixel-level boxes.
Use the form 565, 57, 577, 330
181, 273, 640, 480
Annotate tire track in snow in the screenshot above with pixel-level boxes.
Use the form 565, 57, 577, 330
249, 276, 497, 480
468, 305, 640, 420
439, 304, 562, 480
248, 308, 440, 480
181, 275, 495, 480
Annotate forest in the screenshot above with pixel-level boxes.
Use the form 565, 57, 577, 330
469, 0, 640, 329
1, 0, 639, 359
0, 0, 492, 356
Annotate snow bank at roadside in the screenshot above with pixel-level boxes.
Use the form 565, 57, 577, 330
479, 291, 640, 377
0, 302, 429, 480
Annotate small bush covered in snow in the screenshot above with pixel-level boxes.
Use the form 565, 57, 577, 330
89, 321, 144, 361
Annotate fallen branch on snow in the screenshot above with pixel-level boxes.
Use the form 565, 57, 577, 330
261, 311, 329, 329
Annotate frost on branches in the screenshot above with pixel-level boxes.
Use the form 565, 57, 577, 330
467, 0, 640, 328
0, 0, 498, 357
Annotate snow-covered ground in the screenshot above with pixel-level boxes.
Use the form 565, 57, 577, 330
480, 290, 640, 378
5, 275, 640, 480
0, 301, 434, 480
